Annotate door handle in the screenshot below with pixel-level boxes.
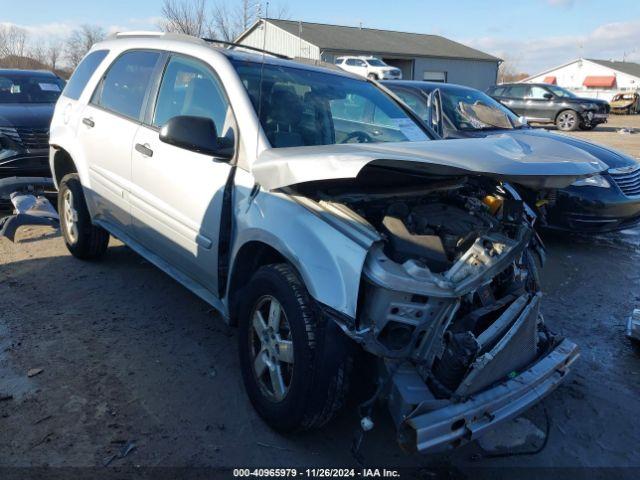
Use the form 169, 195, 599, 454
135, 143, 153, 157
82, 117, 95, 128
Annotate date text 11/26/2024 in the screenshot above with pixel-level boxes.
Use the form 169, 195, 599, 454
233, 469, 401, 478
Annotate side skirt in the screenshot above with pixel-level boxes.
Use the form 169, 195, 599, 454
95, 219, 229, 322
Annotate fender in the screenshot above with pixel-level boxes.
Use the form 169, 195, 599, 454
228, 179, 377, 318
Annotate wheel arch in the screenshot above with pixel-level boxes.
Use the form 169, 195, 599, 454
51, 147, 78, 188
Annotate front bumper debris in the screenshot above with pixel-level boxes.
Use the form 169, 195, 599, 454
627, 309, 640, 341
397, 338, 579, 453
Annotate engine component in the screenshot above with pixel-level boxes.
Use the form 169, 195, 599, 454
429, 332, 479, 397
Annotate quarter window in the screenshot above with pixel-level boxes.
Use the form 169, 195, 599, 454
92, 50, 160, 120
62, 50, 109, 100
152, 55, 233, 133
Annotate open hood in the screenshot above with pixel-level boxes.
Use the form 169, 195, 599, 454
252, 135, 607, 191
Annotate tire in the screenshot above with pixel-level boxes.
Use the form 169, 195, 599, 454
367, 73, 377, 80
556, 110, 579, 131
238, 263, 352, 432
58, 173, 109, 260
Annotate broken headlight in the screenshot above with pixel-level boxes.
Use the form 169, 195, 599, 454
571, 174, 610, 188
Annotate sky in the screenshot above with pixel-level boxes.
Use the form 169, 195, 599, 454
1, 0, 640, 74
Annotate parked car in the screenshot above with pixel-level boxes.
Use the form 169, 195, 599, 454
335, 55, 402, 80
50, 33, 606, 453
0, 69, 65, 180
610, 92, 640, 115
486, 82, 610, 131
383, 80, 640, 233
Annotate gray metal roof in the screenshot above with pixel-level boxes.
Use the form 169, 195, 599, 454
262, 19, 500, 62
586, 59, 640, 79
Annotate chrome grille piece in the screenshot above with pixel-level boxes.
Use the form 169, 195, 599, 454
609, 165, 640, 197
0, 126, 50, 150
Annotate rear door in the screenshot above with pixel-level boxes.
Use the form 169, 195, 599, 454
497, 85, 528, 117
77, 50, 161, 230
129, 53, 237, 292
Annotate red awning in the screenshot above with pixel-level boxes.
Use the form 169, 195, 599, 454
583, 75, 616, 88
543, 76, 557, 85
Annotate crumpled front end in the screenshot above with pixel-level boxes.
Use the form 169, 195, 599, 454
309, 172, 578, 453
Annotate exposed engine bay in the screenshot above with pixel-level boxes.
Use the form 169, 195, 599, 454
292, 168, 567, 452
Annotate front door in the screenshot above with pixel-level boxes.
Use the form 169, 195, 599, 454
524, 85, 556, 122
129, 54, 237, 293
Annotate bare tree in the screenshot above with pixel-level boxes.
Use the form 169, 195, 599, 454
65, 25, 106, 69
159, 0, 212, 37
159, 0, 289, 42
0, 24, 28, 59
497, 56, 529, 84
47, 40, 63, 70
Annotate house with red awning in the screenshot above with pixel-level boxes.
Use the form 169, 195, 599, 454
521, 58, 640, 101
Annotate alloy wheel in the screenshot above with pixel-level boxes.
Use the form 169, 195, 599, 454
558, 112, 576, 130
249, 295, 294, 402
63, 189, 79, 243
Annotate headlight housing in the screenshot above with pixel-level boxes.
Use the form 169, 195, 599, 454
571, 174, 610, 188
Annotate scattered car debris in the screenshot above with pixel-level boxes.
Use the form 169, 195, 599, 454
0, 177, 59, 241
618, 128, 636, 135
27, 368, 44, 378
627, 309, 640, 342
103, 440, 136, 467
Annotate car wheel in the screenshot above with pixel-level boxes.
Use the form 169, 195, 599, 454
58, 173, 109, 259
556, 110, 579, 131
238, 263, 352, 432
367, 73, 377, 80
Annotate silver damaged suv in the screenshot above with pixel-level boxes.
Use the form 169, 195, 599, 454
50, 32, 605, 453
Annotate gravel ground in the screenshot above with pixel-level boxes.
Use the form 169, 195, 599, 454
1, 118, 640, 474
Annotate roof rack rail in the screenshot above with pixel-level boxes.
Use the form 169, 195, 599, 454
201, 38, 291, 60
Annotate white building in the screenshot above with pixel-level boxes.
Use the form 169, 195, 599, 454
524, 58, 640, 102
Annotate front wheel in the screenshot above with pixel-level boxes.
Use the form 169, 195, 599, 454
556, 110, 579, 131
58, 173, 109, 259
238, 263, 352, 432
367, 73, 377, 80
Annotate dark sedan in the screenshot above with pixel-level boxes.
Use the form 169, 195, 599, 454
486, 82, 609, 131
382, 80, 640, 233
0, 69, 65, 180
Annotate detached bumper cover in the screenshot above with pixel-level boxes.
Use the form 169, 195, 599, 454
400, 339, 579, 453
627, 309, 640, 341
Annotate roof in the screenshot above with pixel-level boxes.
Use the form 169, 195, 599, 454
251, 19, 500, 62
586, 59, 640, 79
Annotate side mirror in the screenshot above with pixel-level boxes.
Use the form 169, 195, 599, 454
543, 92, 553, 100
427, 88, 444, 138
159, 115, 233, 159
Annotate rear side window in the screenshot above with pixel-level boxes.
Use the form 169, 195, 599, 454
62, 50, 109, 100
92, 50, 160, 121
506, 85, 527, 98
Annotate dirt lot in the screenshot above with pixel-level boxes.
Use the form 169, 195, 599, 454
1, 118, 640, 475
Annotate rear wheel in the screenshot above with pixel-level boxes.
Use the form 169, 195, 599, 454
238, 263, 352, 431
58, 173, 109, 259
556, 110, 579, 131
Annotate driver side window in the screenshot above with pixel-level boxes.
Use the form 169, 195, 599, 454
527, 86, 550, 100
152, 55, 235, 143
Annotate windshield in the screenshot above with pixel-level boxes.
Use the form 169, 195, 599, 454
0, 74, 65, 104
232, 60, 429, 148
366, 59, 386, 67
390, 84, 524, 131
546, 85, 576, 98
